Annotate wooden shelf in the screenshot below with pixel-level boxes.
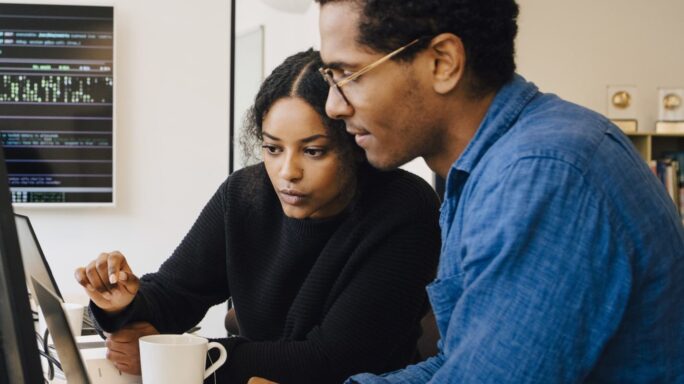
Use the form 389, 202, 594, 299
626, 131, 684, 162
627, 132, 684, 138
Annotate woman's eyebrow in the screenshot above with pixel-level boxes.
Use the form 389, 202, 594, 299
263, 132, 329, 143
262, 132, 280, 141
300, 134, 329, 143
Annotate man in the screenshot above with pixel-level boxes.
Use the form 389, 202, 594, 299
316, 0, 684, 382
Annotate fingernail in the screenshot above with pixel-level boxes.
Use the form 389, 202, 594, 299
118, 271, 128, 281
103, 292, 112, 300
109, 274, 117, 284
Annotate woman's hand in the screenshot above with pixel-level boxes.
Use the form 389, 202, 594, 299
74, 251, 140, 314
104, 322, 159, 375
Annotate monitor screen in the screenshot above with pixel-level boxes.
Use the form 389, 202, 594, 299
0, 147, 43, 382
0, 3, 114, 205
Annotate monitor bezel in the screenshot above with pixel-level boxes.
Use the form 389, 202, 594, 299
0, 147, 44, 383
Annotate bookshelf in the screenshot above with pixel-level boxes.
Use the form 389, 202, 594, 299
626, 132, 684, 162
627, 132, 684, 223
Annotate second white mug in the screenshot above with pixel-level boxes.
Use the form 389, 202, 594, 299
139, 334, 227, 384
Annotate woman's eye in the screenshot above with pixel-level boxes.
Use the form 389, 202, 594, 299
304, 148, 326, 157
261, 145, 281, 155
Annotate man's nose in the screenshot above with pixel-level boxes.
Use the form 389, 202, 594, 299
325, 87, 354, 120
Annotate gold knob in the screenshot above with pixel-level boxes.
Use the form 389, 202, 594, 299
612, 91, 631, 109
664, 93, 681, 111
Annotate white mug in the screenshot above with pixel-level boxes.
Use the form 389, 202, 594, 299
139, 334, 227, 384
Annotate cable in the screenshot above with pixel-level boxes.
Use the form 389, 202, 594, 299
37, 350, 62, 371
35, 331, 53, 380
207, 351, 217, 384
36, 328, 59, 380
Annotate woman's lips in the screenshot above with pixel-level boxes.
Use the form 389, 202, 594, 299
279, 190, 307, 205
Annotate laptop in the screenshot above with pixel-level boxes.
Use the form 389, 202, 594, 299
14, 213, 97, 335
32, 277, 142, 384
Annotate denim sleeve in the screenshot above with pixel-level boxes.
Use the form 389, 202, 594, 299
426, 156, 633, 383
347, 353, 445, 383
352, 156, 635, 383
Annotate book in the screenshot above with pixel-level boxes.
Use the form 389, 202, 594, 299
654, 158, 682, 217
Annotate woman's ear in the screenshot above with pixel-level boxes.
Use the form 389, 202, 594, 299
426, 33, 466, 95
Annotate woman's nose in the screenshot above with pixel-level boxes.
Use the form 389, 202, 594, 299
279, 154, 303, 182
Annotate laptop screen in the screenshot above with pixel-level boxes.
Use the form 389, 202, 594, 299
15, 214, 63, 300
31, 277, 91, 384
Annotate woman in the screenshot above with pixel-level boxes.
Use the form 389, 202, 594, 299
75, 49, 440, 384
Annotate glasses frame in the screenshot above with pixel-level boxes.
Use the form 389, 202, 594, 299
319, 38, 422, 105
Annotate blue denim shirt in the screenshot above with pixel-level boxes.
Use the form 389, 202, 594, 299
349, 75, 684, 383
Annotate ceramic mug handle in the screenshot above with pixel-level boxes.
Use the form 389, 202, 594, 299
204, 342, 228, 379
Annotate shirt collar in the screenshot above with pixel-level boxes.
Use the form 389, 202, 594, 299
443, 74, 539, 200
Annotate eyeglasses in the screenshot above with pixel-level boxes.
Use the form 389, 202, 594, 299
319, 38, 421, 105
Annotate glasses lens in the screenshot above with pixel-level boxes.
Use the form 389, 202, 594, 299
319, 68, 334, 85
319, 68, 349, 105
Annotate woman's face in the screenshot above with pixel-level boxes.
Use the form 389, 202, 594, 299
262, 97, 356, 219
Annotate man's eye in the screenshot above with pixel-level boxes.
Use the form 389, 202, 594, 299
330, 69, 351, 82
340, 69, 358, 80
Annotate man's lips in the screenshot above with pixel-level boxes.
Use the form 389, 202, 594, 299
346, 127, 371, 147
346, 126, 369, 136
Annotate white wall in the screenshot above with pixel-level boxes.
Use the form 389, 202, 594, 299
517, 0, 684, 131
236, 1, 319, 75
11, 0, 231, 337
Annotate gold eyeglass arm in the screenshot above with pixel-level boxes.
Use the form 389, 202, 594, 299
336, 38, 421, 88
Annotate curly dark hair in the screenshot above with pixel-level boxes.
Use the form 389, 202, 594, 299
241, 49, 363, 170
315, 0, 519, 96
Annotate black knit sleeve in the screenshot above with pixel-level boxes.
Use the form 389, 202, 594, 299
90, 178, 232, 334
217, 173, 441, 384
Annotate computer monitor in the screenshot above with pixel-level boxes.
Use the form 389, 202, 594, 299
0, 146, 43, 382
0, 3, 115, 205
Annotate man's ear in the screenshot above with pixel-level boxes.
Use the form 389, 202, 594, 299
426, 33, 466, 95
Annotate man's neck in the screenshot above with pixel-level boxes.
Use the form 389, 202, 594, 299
424, 91, 497, 179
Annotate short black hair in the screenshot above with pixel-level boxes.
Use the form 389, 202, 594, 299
242, 49, 362, 168
316, 0, 519, 96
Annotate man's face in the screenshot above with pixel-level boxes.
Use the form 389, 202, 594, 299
319, 2, 440, 170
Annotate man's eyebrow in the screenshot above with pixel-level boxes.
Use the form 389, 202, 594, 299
324, 61, 355, 70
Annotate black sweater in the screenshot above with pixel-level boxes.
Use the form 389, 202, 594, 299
92, 163, 441, 384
